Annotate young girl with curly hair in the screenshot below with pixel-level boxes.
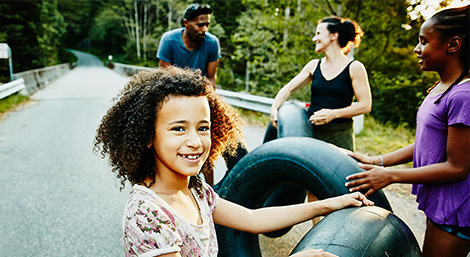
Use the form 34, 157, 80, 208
94, 66, 373, 257
346, 5, 470, 257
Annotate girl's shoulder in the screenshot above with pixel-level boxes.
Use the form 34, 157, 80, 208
448, 81, 470, 98
198, 181, 219, 209
125, 185, 179, 224
126, 185, 166, 212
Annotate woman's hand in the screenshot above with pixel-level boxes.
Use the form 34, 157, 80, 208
270, 108, 279, 128
290, 248, 338, 257
309, 109, 336, 125
345, 164, 392, 197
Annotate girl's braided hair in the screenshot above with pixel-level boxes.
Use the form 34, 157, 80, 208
429, 4, 470, 103
93, 66, 244, 195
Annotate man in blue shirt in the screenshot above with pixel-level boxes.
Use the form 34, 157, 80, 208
157, 4, 220, 88
157, 4, 246, 184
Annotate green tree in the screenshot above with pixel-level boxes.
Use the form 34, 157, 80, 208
58, 0, 103, 50
0, 1, 42, 72
0, 1, 67, 72
36, 1, 67, 67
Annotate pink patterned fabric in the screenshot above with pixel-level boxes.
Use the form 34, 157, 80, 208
123, 182, 219, 256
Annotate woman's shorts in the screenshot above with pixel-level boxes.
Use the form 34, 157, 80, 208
430, 219, 470, 240
313, 121, 355, 152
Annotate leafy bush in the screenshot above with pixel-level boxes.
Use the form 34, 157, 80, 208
369, 71, 437, 128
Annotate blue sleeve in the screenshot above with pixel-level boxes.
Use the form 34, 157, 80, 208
156, 33, 173, 63
207, 36, 221, 63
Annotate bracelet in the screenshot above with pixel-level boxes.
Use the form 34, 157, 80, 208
373, 155, 384, 166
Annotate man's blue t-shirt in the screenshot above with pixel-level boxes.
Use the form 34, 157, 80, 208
156, 28, 221, 76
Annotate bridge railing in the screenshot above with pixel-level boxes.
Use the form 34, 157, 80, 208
12, 62, 75, 95
110, 62, 364, 134
110, 62, 153, 76
0, 78, 25, 100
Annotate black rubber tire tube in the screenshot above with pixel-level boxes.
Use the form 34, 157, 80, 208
263, 102, 312, 144
290, 206, 422, 257
214, 137, 392, 257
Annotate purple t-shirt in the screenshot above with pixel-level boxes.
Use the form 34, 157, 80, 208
412, 81, 470, 227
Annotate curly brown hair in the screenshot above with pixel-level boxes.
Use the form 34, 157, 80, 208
93, 66, 244, 192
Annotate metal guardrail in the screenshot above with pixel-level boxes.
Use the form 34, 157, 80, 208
0, 78, 25, 100
110, 62, 364, 134
215, 89, 275, 114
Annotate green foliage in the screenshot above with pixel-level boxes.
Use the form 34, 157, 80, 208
36, 1, 67, 67
0, 1, 67, 71
369, 70, 438, 127
58, 49, 78, 64
58, 0, 103, 49
89, 5, 128, 59
227, 2, 322, 97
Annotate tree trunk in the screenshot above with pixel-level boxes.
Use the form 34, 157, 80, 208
134, 0, 141, 59
167, 2, 173, 31
337, 2, 343, 17
283, 6, 290, 52
143, 1, 148, 61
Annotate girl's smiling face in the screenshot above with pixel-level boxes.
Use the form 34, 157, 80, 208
152, 95, 211, 179
414, 19, 448, 72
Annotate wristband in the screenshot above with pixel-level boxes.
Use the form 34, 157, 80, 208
373, 155, 384, 166
378, 155, 384, 166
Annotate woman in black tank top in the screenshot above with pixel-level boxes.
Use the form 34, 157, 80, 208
267, 16, 372, 152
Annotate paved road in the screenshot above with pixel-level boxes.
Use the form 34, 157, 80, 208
0, 51, 130, 257
0, 51, 427, 257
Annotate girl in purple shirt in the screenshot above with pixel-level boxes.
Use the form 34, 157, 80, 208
346, 5, 470, 257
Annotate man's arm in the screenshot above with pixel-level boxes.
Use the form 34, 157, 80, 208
206, 59, 219, 88
159, 60, 171, 68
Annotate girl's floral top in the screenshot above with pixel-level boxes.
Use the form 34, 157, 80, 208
123, 182, 219, 257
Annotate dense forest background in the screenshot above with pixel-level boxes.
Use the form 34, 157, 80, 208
0, 0, 457, 127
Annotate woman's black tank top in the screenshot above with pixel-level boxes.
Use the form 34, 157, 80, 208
308, 59, 355, 123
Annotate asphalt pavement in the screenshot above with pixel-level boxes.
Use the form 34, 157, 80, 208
0, 52, 130, 257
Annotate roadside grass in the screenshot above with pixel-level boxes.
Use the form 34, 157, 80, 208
235, 108, 271, 127
0, 94, 30, 120
355, 115, 415, 157
237, 108, 415, 162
